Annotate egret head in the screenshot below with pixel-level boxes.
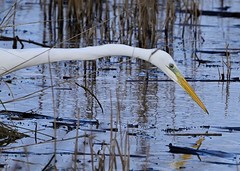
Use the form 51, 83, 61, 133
149, 49, 208, 114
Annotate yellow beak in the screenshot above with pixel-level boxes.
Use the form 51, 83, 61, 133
176, 71, 209, 114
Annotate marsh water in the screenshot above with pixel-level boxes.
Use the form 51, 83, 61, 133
0, 0, 240, 170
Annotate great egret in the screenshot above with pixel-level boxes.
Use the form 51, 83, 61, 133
0, 44, 208, 113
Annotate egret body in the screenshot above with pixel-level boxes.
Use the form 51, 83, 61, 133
0, 44, 208, 113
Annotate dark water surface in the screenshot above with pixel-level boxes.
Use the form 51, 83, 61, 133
0, 0, 240, 170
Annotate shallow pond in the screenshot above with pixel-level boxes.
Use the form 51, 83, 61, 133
0, 0, 240, 170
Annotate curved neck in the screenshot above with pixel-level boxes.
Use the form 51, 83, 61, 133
0, 44, 155, 75
54, 44, 154, 61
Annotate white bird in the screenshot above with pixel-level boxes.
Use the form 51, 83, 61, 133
0, 44, 208, 113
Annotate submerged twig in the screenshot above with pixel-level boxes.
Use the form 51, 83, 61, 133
165, 132, 222, 136
75, 82, 104, 113
42, 154, 55, 171
0, 35, 50, 47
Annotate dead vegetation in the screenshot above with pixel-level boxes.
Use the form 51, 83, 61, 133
0, 0, 238, 170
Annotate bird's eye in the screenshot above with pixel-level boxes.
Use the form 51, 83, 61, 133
169, 63, 174, 69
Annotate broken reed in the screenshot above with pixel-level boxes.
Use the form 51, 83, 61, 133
219, 44, 231, 81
